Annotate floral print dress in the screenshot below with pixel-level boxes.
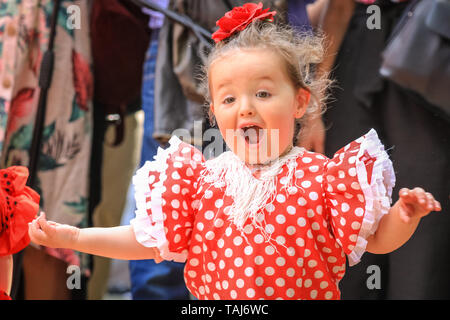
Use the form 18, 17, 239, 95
0, 0, 92, 267
131, 129, 395, 300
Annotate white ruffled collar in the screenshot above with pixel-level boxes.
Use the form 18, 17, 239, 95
200, 146, 305, 239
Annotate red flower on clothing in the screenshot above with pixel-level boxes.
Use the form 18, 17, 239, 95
72, 50, 93, 111
23, 26, 42, 76
7, 88, 35, 133
212, 2, 277, 43
0, 166, 40, 256
10, 88, 34, 118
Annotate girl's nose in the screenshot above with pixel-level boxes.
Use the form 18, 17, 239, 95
239, 99, 255, 117
240, 109, 254, 117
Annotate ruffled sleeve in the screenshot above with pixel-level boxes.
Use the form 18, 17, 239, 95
0, 166, 40, 257
323, 129, 395, 266
130, 136, 205, 263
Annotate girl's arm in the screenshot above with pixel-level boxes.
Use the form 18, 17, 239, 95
306, 0, 328, 29
299, 0, 355, 152
0, 255, 13, 295
366, 188, 441, 254
29, 212, 162, 262
312, 0, 355, 80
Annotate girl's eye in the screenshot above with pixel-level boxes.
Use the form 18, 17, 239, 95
223, 97, 235, 104
256, 91, 271, 98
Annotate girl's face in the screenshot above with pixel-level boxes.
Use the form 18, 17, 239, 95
209, 48, 309, 165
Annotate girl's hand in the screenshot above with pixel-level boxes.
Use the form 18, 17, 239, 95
28, 212, 79, 249
398, 188, 441, 223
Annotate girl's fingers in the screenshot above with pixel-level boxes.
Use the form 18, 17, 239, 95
425, 193, 435, 211
425, 192, 434, 211
398, 190, 414, 220
411, 187, 426, 206
400, 188, 442, 220
37, 213, 48, 231
29, 219, 45, 244
421, 191, 441, 212
32, 218, 41, 232
401, 188, 427, 206
28, 223, 35, 241
31, 212, 56, 245
399, 189, 419, 209
37, 212, 54, 234
399, 188, 412, 200
28, 221, 35, 237
412, 187, 425, 194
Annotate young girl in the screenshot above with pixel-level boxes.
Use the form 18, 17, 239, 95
28, 3, 441, 300
1, 166, 40, 300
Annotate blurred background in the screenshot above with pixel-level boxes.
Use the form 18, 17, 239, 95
0, 0, 448, 300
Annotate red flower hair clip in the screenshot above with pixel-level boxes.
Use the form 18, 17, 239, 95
212, 2, 277, 43
0, 166, 40, 256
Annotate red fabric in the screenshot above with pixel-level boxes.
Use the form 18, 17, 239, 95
90, 0, 150, 111
0, 290, 11, 300
7, 88, 35, 133
212, 2, 277, 43
0, 166, 40, 256
72, 50, 93, 111
134, 132, 392, 299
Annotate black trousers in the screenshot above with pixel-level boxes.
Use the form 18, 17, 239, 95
324, 1, 450, 299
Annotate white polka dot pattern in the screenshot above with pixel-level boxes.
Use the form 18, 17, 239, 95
132, 132, 394, 300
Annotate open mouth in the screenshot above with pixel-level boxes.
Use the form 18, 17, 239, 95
240, 125, 264, 145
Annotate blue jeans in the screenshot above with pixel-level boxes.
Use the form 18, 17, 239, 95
128, 30, 190, 300
139, 30, 163, 163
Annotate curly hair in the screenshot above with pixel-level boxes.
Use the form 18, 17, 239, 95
200, 20, 331, 145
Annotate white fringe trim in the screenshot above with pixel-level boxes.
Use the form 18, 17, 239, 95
130, 136, 188, 263
347, 129, 396, 266
200, 146, 305, 242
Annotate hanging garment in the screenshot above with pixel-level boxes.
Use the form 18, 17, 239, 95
324, 1, 450, 299
0, 0, 93, 269
87, 0, 151, 299
90, 0, 150, 146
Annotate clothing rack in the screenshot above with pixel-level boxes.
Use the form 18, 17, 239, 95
129, 0, 214, 48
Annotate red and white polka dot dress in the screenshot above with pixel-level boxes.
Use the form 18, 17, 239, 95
131, 129, 395, 300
